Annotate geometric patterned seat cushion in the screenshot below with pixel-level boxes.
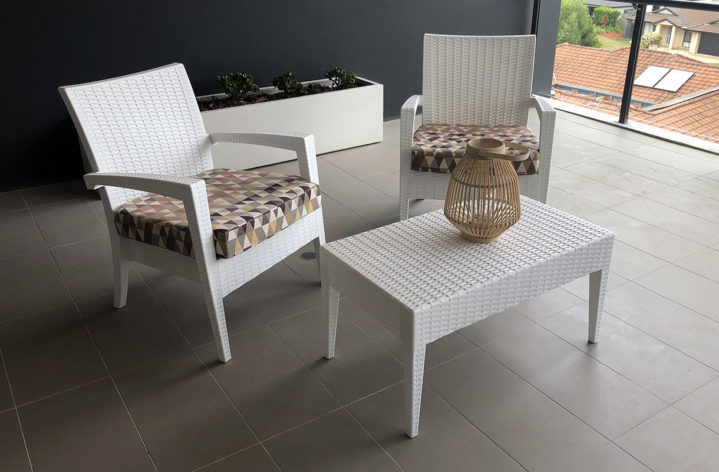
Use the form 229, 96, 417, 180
411, 124, 540, 175
114, 169, 321, 259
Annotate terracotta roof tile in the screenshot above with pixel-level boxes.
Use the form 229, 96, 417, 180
553, 43, 719, 143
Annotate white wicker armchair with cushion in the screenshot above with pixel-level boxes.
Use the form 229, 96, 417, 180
399, 34, 557, 220
59, 63, 325, 362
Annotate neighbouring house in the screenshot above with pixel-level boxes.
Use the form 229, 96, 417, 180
585, 0, 633, 18
639, 6, 719, 56
553, 43, 719, 142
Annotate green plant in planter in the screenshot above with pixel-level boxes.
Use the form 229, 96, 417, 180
272, 72, 306, 97
325, 67, 358, 89
217, 72, 259, 101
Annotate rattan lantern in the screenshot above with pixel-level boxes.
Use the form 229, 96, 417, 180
444, 138, 525, 243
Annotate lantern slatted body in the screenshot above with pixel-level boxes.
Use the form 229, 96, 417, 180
444, 138, 523, 243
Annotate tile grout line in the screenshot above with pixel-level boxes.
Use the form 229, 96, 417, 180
45, 246, 160, 472
139, 281, 285, 472
262, 323, 408, 472
0, 346, 34, 472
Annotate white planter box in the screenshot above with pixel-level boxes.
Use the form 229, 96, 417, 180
199, 78, 383, 169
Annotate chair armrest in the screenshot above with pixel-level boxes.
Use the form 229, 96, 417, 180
84, 172, 218, 263
209, 132, 319, 185
400, 95, 423, 172
532, 95, 555, 116
84, 172, 203, 200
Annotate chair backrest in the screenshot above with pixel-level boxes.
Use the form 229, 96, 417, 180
59, 63, 212, 208
422, 34, 535, 127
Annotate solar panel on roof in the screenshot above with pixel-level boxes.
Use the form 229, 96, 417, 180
634, 66, 670, 88
654, 69, 694, 92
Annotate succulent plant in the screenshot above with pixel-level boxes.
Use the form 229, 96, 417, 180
272, 72, 306, 97
216, 72, 259, 101
325, 67, 358, 89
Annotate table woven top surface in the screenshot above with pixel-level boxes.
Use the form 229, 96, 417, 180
323, 197, 613, 308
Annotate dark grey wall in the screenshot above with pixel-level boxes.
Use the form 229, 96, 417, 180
0, 0, 533, 190
533, 0, 561, 96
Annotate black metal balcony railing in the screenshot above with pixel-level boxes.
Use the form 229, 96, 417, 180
537, 0, 719, 146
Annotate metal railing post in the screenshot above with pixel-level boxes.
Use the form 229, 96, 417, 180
619, 3, 647, 123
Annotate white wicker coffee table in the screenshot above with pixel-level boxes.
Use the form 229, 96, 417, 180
320, 196, 614, 438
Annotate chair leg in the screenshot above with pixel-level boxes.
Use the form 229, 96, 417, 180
324, 284, 340, 359
112, 251, 129, 309
313, 236, 324, 274
588, 268, 609, 344
403, 336, 426, 438
201, 280, 232, 362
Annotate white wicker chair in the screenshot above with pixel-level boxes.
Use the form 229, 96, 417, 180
59, 63, 326, 362
399, 34, 556, 220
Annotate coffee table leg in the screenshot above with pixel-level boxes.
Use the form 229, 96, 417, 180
403, 334, 426, 438
324, 284, 340, 359
588, 267, 609, 344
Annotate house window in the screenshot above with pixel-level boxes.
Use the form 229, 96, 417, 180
683, 30, 692, 48
665, 29, 672, 45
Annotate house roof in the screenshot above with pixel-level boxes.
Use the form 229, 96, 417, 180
553, 43, 719, 143
643, 7, 719, 33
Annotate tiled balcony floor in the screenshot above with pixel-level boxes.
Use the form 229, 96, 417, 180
1, 110, 719, 471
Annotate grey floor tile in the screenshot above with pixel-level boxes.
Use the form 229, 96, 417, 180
0, 305, 106, 405
676, 247, 719, 283
483, 322, 666, 439
322, 178, 397, 227
342, 298, 476, 369
347, 384, 524, 472
264, 409, 401, 472
320, 194, 375, 242
0, 250, 72, 322
636, 265, 719, 322
550, 133, 617, 169
150, 275, 264, 347
542, 304, 717, 404
459, 308, 531, 347
546, 186, 606, 218
114, 351, 255, 472
0, 410, 31, 472
534, 442, 651, 472
316, 158, 355, 186
18, 379, 154, 472
609, 240, 667, 281
601, 154, 697, 185
322, 140, 399, 179
616, 407, 719, 472
569, 161, 668, 196
236, 263, 321, 323
360, 169, 400, 199
549, 168, 634, 207
282, 243, 321, 284
0, 191, 26, 213
0, 209, 46, 261
197, 445, 278, 472
31, 199, 107, 248
626, 144, 719, 175
270, 307, 403, 404
585, 208, 703, 262
20, 180, 89, 208
0, 359, 11, 412
425, 350, 607, 471
562, 272, 628, 301
514, 287, 584, 321
51, 237, 144, 302
645, 186, 719, 224
678, 176, 719, 201
613, 197, 719, 246
605, 282, 719, 370
676, 377, 719, 436
77, 285, 190, 373
561, 125, 646, 152
196, 326, 339, 440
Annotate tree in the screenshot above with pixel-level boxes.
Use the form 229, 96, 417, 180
557, 0, 600, 47
641, 32, 662, 49
593, 6, 621, 28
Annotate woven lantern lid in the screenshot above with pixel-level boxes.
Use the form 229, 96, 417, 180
466, 138, 530, 162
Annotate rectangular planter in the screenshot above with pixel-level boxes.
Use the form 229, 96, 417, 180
198, 77, 383, 170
